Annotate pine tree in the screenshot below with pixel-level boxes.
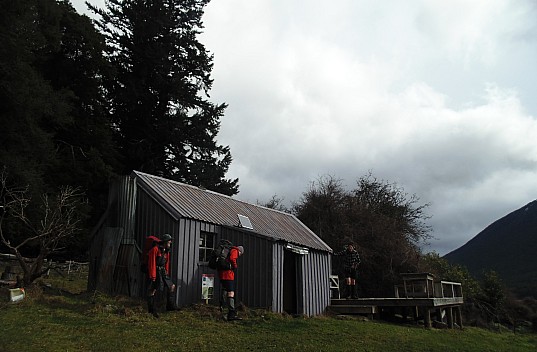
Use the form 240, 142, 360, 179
0, 0, 59, 198
35, 0, 119, 226
90, 0, 238, 195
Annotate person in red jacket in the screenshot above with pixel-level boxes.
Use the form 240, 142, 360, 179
146, 233, 178, 317
218, 245, 244, 321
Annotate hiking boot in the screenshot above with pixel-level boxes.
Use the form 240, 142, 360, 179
343, 286, 352, 299
227, 310, 242, 321
166, 295, 180, 311
147, 296, 159, 318
351, 285, 359, 299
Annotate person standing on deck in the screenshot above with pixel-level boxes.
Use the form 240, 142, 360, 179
333, 241, 361, 299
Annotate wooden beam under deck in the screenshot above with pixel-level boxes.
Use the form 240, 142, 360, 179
329, 305, 378, 315
331, 297, 463, 307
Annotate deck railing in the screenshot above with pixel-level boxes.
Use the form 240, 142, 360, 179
394, 273, 463, 299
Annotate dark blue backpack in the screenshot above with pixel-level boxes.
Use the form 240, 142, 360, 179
208, 240, 233, 270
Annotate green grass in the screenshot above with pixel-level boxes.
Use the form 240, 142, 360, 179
1, 268, 536, 352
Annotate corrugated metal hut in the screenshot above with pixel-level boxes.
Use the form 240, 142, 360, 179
89, 171, 333, 316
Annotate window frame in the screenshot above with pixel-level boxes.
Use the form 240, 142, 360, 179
199, 231, 216, 263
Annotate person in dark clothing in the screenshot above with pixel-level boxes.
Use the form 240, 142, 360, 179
146, 233, 179, 317
218, 245, 244, 321
333, 241, 361, 299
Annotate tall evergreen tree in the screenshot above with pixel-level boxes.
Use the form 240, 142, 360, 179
34, 0, 120, 224
0, 0, 59, 198
90, 0, 238, 195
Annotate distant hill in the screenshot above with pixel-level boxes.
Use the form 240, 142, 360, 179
444, 200, 537, 298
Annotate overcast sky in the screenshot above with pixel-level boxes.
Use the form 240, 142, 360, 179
72, 0, 537, 255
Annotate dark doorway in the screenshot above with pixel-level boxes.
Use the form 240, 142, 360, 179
283, 250, 298, 314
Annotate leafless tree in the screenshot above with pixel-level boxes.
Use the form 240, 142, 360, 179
294, 173, 432, 296
0, 169, 84, 286
257, 194, 290, 213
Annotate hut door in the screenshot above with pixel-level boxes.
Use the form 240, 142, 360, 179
283, 250, 298, 314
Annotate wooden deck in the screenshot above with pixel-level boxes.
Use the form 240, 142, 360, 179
328, 273, 464, 329
329, 297, 464, 328
332, 297, 463, 307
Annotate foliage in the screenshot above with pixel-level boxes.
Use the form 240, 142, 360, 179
418, 252, 535, 330
474, 270, 507, 324
0, 0, 118, 256
479, 271, 506, 310
0, 0, 63, 200
420, 252, 481, 301
89, 0, 238, 195
35, 0, 120, 223
293, 175, 347, 241
0, 169, 84, 286
293, 173, 432, 296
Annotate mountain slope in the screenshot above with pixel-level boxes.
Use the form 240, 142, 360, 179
444, 200, 537, 297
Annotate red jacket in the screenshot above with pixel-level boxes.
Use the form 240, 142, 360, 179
147, 245, 170, 281
218, 247, 240, 280
143, 235, 160, 267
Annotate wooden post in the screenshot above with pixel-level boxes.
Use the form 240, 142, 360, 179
436, 308, 443, 323
412, 306, 419, 324
401, 307, 408, 322
423, 308, 432, 328
455, 307, 463, 329
446, 307, 454, 328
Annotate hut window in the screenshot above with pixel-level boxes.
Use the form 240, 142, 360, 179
199, 231, 216, 263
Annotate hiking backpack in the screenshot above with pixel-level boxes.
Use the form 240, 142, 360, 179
208, 239, 233, 270
141, 235, 160, 273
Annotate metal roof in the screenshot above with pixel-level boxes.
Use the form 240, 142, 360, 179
132, 171, 332, 252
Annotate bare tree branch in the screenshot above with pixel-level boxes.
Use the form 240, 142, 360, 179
0, 168, 84, 286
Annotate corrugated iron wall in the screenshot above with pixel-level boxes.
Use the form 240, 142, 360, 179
176, 218, 218, 306
135, 187, 224, 307
113, 243, 141, 297
272, 244, 284, 313
135, 188, 186, 305
215, 227, 274, 310
270, 242, 331, 316
117, 176, 137, 240
298, 249, 331, 316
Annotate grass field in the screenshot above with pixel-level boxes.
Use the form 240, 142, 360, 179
1, 266, 536, 352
